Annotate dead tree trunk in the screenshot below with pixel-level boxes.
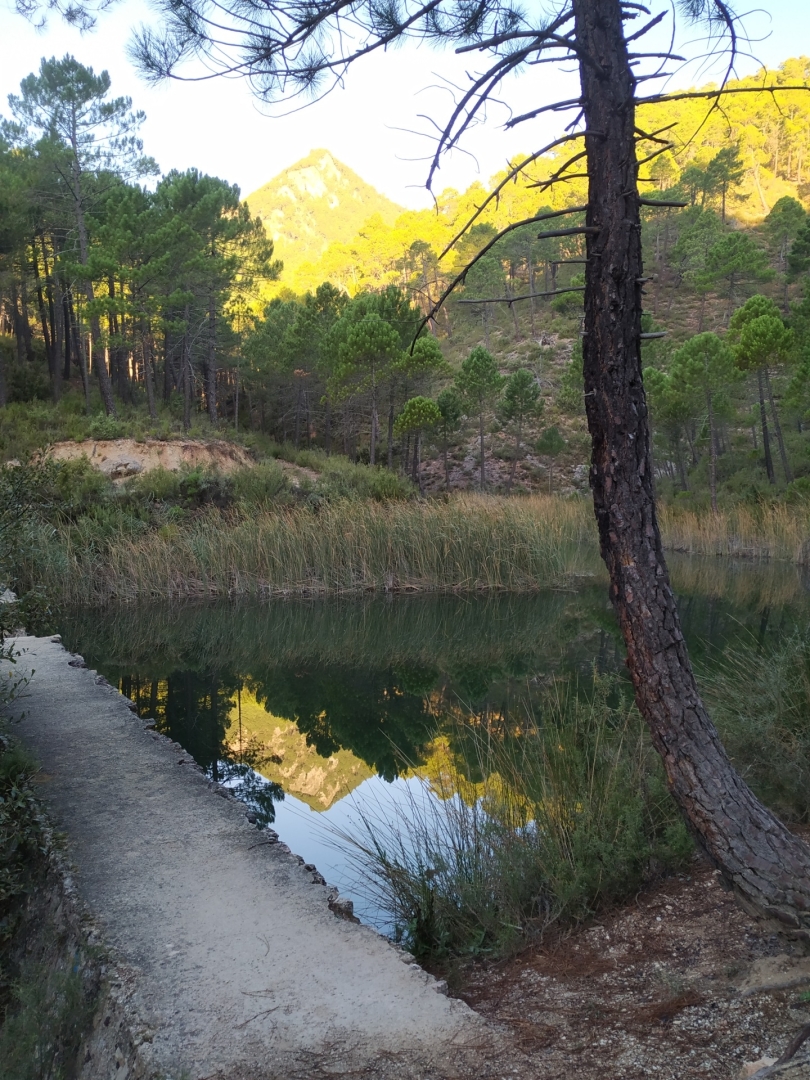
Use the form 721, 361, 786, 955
574, 0, 810, 935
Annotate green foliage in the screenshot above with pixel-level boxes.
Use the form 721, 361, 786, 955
671, 332, 739, 403
0, 960, 92, 1080
536, 426, 566, 458
455, 347, 504, 411
789, 219, 810, 282
87, 413, 125, 440
394, 396, 441, 437
557, 356, 585, 415
0, 730, 96, 1080
436, 388, 463, 434
0, 734, 45, 942
735, 315, 795, 373
698, 232, 774, 303
499, 369, 542, 427
702, 626, 810, 823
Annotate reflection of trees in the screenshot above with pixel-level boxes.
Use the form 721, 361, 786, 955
63, 578, 810, 794
247, 666, 436, 782
124, 669, 284, 823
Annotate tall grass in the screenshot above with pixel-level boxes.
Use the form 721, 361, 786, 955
701, 627, 810, 825
659, 502, 810, 563
334, 676, 692, 961
22, 495, 599, 605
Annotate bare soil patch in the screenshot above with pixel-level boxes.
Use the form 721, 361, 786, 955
49, 438, 254, 478
457, 855, 810, 1079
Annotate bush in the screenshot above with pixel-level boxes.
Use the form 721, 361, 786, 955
232, 462, 290, 507
87, 413, 125, 441
315, 458, 414, 502
7, 363, 51, 405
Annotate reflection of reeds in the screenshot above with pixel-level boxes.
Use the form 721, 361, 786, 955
668, 552, 806, 610
32, 495, 599, 605
659, 504, 810, 563
332, 677, 691, 962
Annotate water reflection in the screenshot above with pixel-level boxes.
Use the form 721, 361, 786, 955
58, 557, 810, 919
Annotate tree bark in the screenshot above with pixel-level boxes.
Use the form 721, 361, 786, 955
207, 292, 218, 424
707, 388, 718, 514
388, 390, 395, 469
574, 0, 810, 936
479, 408, 485, 491
764, 367, 793, 484
507, 421, 521, 494
758, 368, 776, 484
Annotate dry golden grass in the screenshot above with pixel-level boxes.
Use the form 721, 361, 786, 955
658, 503, 810, 564
44, 494, 599, 605
31, 494, 810, 605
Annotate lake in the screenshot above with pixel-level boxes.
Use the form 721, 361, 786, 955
56, 554, 810, 928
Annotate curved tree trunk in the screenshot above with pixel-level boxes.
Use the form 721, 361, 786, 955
574, 0, 810, 935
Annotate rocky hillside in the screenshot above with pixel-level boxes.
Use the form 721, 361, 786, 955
245, 150, 403, 277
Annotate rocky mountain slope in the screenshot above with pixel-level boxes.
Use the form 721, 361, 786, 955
245, 149, 403, 276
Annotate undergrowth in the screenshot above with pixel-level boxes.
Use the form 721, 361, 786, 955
701, 627, 810, 824
336, 675, 692, 964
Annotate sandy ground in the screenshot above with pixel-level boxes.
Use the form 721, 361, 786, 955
6, 637, 497, 1080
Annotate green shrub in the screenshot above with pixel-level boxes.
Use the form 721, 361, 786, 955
232, 462, 289, 506
126, 466, 182, 504
87, 413, 125, 441
315, 458, 414, 501
48, 459, 111, 521
7, 364, 51, 405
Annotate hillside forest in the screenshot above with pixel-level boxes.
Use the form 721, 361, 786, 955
3, 54, 810, 504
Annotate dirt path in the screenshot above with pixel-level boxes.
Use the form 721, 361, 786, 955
6, 636, 496, 1080
459, 859, 810, 1080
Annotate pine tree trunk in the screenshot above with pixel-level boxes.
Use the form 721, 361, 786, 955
479, 409, 485, 491
707, 388, 718, 513
574, 0, 810, 936
765, 368, 793, 483
207, 293, 218, 424
370, 368, 378, 466
388, 390, 395, 469
758, 368, 776, 483
507, 423, 521, 494
143, 332, 158, 422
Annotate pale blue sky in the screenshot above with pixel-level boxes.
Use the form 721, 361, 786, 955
1, 1, 808, 207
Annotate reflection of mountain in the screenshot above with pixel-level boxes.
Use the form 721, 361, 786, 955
226, 691, 372, 810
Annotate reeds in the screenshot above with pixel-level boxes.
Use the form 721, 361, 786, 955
15, 478, 810, 607
26, 495, 600, 605
659, 502, 810, 563
332, 677, 692, 960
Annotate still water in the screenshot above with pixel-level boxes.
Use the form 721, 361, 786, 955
57, 555, 810, 927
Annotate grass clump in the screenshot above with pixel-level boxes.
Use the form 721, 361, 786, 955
701, 626, 810, 823
0, 733, 98, 1080
339, 675, 692, 963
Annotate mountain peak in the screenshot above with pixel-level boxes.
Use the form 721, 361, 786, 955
245, 151, 404, 277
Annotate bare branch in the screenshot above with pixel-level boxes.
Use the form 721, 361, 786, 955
457, 285, 586, 304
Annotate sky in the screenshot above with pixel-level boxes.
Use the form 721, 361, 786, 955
1, 0, 809, 209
